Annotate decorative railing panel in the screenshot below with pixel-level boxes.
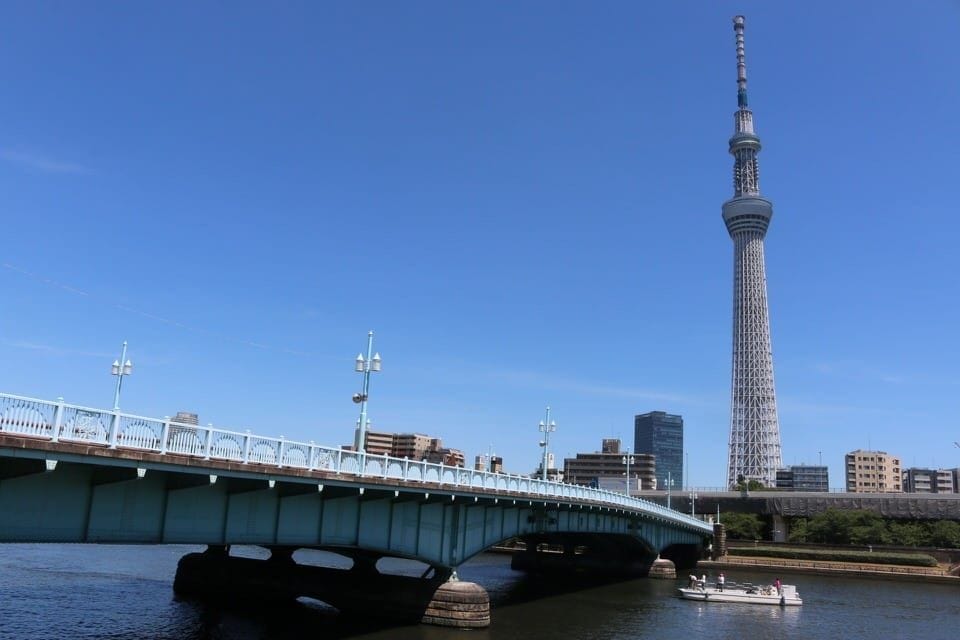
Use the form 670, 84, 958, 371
0, 396, 54, 438
60, 406, 109, 444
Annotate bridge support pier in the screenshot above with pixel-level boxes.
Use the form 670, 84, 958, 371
173, 546, 489, 629
510, 534, 656, 577
647, 555, 677, 579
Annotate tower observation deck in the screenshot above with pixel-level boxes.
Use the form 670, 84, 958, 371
722, 15, 782, 488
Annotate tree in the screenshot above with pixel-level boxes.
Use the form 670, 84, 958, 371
806, 508, 855, 544
847, 511, 891, 546
888, 521, 927, 547
926, 520, 960, 549
721, 513, 766, 540
786, 518, 809, 543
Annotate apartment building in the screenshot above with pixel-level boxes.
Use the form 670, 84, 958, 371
845, 449, 902, 493
902, 467, 956, 493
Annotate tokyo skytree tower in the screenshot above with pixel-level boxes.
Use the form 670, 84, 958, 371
723, 16, 782, 488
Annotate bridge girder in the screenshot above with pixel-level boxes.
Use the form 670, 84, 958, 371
0, 444, 709, 569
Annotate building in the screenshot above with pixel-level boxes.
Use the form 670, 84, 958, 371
168, 411, 199, 439
346, 431, 465, 467
845, 450, 902, 493
534, 453, 563, 482
392, 433, 434, 460
171, 411, 198, 425
634, 411, 683, 491
601, 438, 620, 454
903, 468, 956, 494
364, 430, 394, 456
775, 465, 828, 492
563, 439, 656, 491
723, 16, 784, 488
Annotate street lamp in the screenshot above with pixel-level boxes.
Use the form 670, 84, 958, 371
689, 490, 698, 518
622, 449, 635, 496
666, 470, 674, 509
538, 406, 556, 481
111, 341, 133, 410
352, 331, 382, 452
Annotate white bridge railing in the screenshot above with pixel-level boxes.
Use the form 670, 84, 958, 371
0, 391, 712, 534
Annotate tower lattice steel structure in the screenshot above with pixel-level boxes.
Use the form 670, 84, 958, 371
723, 16, 782, 488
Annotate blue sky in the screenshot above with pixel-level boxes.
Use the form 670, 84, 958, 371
2, 2, 959, 489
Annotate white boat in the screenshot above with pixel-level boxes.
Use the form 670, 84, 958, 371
677, 582, 802, 606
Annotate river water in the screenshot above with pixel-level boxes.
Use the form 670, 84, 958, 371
0, 544, 956, 640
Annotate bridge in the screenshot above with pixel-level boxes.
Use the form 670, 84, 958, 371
0, 391, 712, 628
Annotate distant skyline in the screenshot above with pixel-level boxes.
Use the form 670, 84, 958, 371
2, 2, 959, 488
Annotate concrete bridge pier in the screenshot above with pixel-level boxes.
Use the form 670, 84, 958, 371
510, 534, 657, 577
173, 545, 489, 629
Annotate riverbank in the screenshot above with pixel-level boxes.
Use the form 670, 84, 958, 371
700, 555, 959, 585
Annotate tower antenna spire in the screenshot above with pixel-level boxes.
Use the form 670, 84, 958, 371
734, 15, 748, 108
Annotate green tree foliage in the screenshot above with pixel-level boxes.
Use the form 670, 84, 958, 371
721, 513, 766, 540
787, 517, 809, 543
927, 520, 960, 548
887, 521, 927, 547
788, 510, 960, 548
733, 476, 772, 492
805, 508, 854, 544
847, 511, 892, 546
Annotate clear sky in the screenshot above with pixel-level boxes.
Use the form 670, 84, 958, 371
2, 2, 959, 489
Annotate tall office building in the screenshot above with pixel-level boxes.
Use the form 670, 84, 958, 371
723, 16, 783, 488
634, 411, 683, 491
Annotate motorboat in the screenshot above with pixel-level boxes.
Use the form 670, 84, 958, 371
677, 581, 802, 606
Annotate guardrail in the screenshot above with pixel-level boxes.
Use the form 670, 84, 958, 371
0, 391, 712, 534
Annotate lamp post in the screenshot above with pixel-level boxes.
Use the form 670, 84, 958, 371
666, 470, 673, 509
352, 331, 382, 452
111, 341, 133, 410
538, 406, 556, 481
622, 449, 635, 496
689, 490, 698, 517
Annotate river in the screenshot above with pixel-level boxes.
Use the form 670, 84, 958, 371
0, 544, 956, 639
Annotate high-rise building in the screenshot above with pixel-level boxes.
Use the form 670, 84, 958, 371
634, 411, 683, 491
723, 16, 783, 488
775, 465, 829, 492
845, 449, 902, 493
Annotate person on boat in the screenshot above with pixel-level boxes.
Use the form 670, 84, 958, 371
774, 577, 782, 595
717, 573, 725, 592
688, 574, 698, 588
699, 574, 706, 590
